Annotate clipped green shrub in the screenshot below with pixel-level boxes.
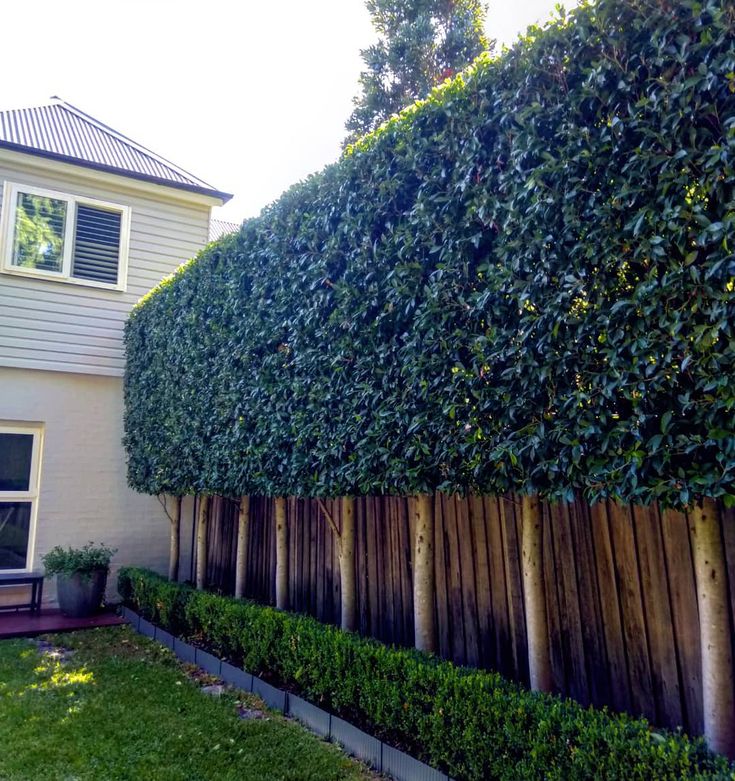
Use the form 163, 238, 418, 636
42, 542, 116, 578
119, 567, 733, 780
118, 566, 193, 635
124, 0, 735, 509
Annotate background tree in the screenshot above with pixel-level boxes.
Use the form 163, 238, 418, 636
344, 0, 489, 144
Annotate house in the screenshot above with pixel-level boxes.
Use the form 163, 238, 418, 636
0, 98, 231, 606
208, 217, 240, 242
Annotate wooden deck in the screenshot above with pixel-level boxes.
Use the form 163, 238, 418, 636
0, 608, 124, 639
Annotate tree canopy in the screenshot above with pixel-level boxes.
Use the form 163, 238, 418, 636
344, 0, 489, 145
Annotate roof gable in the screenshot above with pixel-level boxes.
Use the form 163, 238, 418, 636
0, 98, 231, 202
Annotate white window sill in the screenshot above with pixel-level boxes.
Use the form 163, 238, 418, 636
1, 265, 127, 293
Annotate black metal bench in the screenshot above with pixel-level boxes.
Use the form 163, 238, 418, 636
0, 572, 44, 613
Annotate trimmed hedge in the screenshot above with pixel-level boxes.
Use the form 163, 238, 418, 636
119, 567, 733, 780
124, 0, 735, 509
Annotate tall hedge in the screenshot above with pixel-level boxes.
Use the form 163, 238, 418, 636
124, 0, 735, 508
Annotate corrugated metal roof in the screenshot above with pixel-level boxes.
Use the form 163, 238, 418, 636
208, 218, 240, 242
0, 98, 231, 202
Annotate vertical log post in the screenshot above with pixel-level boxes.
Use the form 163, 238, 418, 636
275, 496, 289, 609
413, 493, 437, 653
521, 494, 553, 692
340, 496, 357, 631
195, 495, 210, 590
234, 495, 250, 599
692, 498, 735, 758
169, 495, 182, 582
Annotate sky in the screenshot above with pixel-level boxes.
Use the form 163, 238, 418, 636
1, 0, 578, 225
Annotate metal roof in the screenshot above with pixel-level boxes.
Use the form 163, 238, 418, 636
0, 98, 232, 202
208, 218, 240, 242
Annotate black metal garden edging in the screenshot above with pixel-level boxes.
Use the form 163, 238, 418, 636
121, 606, 451, 781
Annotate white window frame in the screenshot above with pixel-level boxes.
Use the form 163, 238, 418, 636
0, 181, 130, 292
0, 423, 44, 574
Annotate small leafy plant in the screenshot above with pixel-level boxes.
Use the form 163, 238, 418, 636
42, 542, 117, 578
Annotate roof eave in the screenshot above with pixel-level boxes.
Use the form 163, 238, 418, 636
0, 140, 233, 204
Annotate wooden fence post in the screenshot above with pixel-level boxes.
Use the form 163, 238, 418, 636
275, 496, 289, 609
521, 494, 553, 692
195, 495, 210, 590
234, 495, 250, 599
692, 498, 735, 758
413, 493, 437, 653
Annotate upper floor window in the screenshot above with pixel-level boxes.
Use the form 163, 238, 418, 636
1, 182, 130, 291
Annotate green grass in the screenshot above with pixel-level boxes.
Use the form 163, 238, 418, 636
0, 626, 377, 781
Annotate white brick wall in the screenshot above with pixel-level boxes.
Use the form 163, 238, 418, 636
0, 365, 194, 607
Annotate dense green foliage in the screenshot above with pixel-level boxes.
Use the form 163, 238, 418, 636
0, 627, 371, 781
42, 542, 116, 577
125, 0, 735, 508
119, 568, 734, 780
344, 0, 488, 144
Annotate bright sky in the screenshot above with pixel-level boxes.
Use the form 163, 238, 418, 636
1, 0, 578, 224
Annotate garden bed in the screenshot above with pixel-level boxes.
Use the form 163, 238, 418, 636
120, 567, 734, 781
123, 604, 449, 781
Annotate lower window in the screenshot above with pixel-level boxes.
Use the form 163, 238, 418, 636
0, 502, 31, 569
0, 426, 42, 572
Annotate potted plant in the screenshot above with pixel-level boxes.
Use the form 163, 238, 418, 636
42, 542, 117, 617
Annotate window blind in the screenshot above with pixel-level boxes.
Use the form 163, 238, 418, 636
71, 205, 122, 284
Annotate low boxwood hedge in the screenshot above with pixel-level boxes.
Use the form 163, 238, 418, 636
119, 567, 733, 780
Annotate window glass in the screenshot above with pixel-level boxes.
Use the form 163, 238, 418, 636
0, 433, 33, 491
12, 192, 67, 272
0, 502, 31, 570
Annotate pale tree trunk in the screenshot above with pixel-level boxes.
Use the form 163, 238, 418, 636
521, 494, 553, 692
168, 496, 182, 582
234, 495, 250, 599
413, 493, 437, 652
316, 497, 357, 632
195, 495, 210, 590
275, 496, 288, 609
692, 498, 735, 758
340, 496, 357, 632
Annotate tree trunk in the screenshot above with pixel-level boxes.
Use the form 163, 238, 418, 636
692, 498, 735, 758
195, 495, 210, 590
340, 496, 357, 631
521, 494, 553, 692
275, 496, 288, 609
413, 493, 437, 652
234, 495, 250, 599
168, 495, 182, 582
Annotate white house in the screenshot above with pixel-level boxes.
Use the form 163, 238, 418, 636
0, 98, 232, 607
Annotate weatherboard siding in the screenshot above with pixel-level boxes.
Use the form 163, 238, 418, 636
0, 151, 211, 376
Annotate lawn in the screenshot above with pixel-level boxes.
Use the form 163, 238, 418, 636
0, 626, 377, 781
